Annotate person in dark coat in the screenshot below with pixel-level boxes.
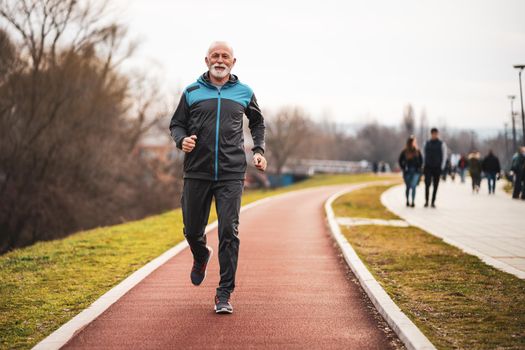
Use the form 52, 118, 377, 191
457, 154, 468, 183
481, 150, 501, 194
468, 152, 482, 194
399, 135, 423, 207
511, 146, 525, 199
423, 128, 447, 208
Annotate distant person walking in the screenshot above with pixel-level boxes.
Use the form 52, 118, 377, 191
372, 161, 379, 174
468, 152, 482, 194
450, 153, 460, 182
169, 41, 267, 314
481, 150, 501, 194
398, 135, 423, 207
441, 158, 452, 182
511, 146, 525, 199
423, 128, 447, 208
457, 154, 468, 183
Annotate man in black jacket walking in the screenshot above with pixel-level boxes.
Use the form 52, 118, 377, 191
169, 41, 267, 314
423, 128, 447, 208
481, 150, 501, 194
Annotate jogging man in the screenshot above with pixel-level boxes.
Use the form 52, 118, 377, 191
169, 41, 267, 314
423, 128, 447, 208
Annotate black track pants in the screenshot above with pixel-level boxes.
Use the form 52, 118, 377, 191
181, 178, 243, 298
424, 166, 441, 204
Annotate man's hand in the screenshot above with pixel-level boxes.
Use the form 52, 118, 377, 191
253, 153, 267, 172
182, 135, 197, 153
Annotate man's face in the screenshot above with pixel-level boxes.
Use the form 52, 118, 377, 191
205, 46, 236, 80
431, 131, 438, 140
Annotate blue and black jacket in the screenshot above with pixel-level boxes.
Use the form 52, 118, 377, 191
169, 72, 265, 181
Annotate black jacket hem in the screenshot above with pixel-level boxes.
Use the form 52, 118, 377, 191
183, 172, 246, 181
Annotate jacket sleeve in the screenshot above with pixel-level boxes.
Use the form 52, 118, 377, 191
169, 93, 190, 149
245, 93, 266, 155
511, 154, 518, 171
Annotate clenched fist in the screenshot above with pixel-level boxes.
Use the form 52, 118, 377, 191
253, 153, 267, 172
182, 135, 197, 153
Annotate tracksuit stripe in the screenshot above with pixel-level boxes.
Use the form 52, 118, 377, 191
214, 90, 221, 181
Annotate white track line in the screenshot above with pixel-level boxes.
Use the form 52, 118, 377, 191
325, 185, 436, 350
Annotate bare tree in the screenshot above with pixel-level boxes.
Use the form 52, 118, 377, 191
265, 107, 312, 175
445, 130, 478, 155
0, 28, 18, 83
417, 108, 429, 146
124, 72, 172, 152
303, 118, 361, 161
354, 122, 404, 168
402, 104, 415, 136
0, 0, 178, 253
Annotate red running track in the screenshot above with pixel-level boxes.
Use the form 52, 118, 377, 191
63, 185, 401, 349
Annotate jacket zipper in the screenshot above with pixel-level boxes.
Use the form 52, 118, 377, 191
214, 89, 221, 181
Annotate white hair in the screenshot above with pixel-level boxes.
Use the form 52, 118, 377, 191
207, 41, 234, 57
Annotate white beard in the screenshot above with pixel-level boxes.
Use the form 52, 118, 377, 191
210, 64, 231, 79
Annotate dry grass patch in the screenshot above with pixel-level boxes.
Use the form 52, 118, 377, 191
333, 185, 400, 219
334, 186, 525, 350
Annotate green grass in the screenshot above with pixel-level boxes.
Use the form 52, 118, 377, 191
333, 185, 525, 350
333, 185, 400, 219
0, 173, 392, 350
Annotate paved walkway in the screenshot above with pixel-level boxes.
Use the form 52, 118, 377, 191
62, 185, 400, 349
382, 179, 525, 279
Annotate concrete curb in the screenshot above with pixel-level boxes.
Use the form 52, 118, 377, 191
381, 185, 525, 280
32, 185, 345, 350
325, 185, 436, 350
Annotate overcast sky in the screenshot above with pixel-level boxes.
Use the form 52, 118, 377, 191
112, 0, 525, 130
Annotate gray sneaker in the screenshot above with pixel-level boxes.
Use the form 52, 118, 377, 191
214, 296, 233, 314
